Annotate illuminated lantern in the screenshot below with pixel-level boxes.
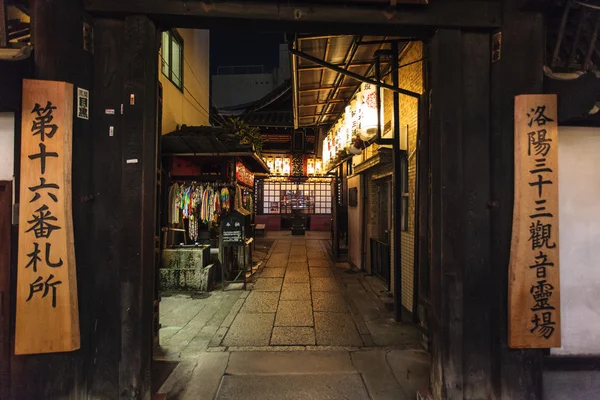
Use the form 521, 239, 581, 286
307, 158, 315, 175
266, 157, 274, 171
282, 157, 291, 175
315, 159, 322, 174
359, 82, 379, 141
274, 157, 283, 174
322, 138, 329, 166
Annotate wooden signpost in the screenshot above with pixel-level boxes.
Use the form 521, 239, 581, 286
509, 94, 560, 348
15, 79, 80, 354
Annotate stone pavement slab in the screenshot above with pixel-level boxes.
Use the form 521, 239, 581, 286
216, 373, 370, 399
311, 277, 340, 292
351, 350, 408, 400
314, 312, 363, 346
270, 327, 316, 345
253, 277, 283, 291
241, 291, 280, 313
222, 313, 275, 347
287, 261, 309, 269
308, 260, 333, 268
312, 291, 349, 313
225, 351, 355, 374
284, 269, 310, 283
280, 282, 311, 301
387, 349, 431, 398
266, 254, 288, 267
275, 300, 314, 327
260, 267, 285, 278
309, 267, 334, 278
158, 352, 229, 400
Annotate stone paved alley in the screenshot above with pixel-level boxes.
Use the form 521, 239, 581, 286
155, 234, 430, 399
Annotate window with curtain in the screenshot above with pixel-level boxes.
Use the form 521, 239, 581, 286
161, 30, 183, 90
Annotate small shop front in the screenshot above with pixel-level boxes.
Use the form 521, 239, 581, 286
159, 127, 269, 293
255, 154, 332, 232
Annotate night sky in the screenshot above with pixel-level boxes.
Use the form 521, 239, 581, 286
210, 31, 285, 74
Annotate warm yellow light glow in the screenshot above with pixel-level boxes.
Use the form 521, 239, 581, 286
265, 157, 274, 171
282, 158, 291, 175
307, 159, 315, 175
360, 82, 378, 141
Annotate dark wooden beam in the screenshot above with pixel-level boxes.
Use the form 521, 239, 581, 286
490, 1, 545, 398
429, 29, 465, 400
87, 18, 124, 399
119, 15, 158, 400
298, 34, 344, 41
429, 28, 494, 399
299, 100, 346, 107
84, 0, 502, 30
298, 85, 356, 93
298, 61, 372, 71
302, 112, 339, 117
0, 0, 7, 47
461, 31, 492, 399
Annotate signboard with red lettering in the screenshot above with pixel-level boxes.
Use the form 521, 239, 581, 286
509, 94, 560, 348
15, 79, 80, 354
236, 160, 255, 187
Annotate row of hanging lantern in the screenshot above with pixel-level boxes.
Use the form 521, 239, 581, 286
264, 156, 291, 176
322, 82, 383, 170
265, 155, 325, 176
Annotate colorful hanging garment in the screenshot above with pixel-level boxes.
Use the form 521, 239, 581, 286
189, 214, 198, 242
214, 188, 221, 214
207, 187, 215, 223
221, 187, 230, 211
169, 183, 181, 224
201, 186, 209, 223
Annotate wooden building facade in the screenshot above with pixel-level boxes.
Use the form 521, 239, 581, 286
2, 0, 598, 399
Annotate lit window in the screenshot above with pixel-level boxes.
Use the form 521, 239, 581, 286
161, 30, 183, 90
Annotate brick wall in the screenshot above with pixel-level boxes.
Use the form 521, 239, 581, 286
354, 42, 423, 307
398, 42, 423, 312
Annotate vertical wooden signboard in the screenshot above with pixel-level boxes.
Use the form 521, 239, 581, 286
15, 79, 80, 354
509, 94, 560, 348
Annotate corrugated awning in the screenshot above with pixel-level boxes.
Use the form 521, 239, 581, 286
161, 126, 270, 174
292, 35, 401, 129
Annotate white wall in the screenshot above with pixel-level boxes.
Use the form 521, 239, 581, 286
212, 73, 274, 108
347, 174, 362, 269
0, 113, 14, 181
551, 126, 600, 356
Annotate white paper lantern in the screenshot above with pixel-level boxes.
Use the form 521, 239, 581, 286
359, 82, 378, 141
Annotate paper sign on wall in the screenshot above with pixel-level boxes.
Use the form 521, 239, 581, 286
509, 94, 560, 348
15, 79, 80, 354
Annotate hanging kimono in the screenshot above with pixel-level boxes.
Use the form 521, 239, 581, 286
168, 183, 181, 224
221, 187, 230, 211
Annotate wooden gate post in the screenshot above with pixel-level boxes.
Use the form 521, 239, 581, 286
428, 4, 545, 397
119, 15, 158, 400
490, 2, 545, 399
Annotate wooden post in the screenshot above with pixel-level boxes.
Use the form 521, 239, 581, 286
87, 18, 125, 399
119, 15, 158, 400
490, 1, 545, 398
428, 4, 545, 397
428, 29, 493, 399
